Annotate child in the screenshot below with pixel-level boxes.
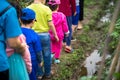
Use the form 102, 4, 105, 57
72, 0, 80, 40
6, 34, 31, 80
77, 0, 84, 30
20, 8, 43, 80
28, 0, 59, 79
58, 0, 76, 53
72, 0, 80, 30
48, 0, 69, 63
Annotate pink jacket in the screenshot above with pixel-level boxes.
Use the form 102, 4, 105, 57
49, 12, 69, 40
6, 34, 32, 73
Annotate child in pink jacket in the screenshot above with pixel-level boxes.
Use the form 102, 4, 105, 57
48, 0, 69, 64
6, 34, 31, 80
6, 34, 32, 73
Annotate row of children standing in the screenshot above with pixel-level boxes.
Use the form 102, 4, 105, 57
28, 0, 82, 79
0, 0, 83, 80
23, 0, 74, 79
5, 1, 42, 80
0, 0, 41, 80
37, 0, 80, 79
39, 0, 83, 79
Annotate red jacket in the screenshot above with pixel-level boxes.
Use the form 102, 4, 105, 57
58, 0, 76, 17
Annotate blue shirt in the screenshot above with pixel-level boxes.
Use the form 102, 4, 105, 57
0, 0, 22, 71
21, 28, 42, 60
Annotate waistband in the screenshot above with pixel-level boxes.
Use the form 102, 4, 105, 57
38, 32, 49, 35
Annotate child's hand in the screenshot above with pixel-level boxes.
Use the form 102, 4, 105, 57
65, 33, 69, 37
15, 43, 27, 56
20, 43, 27, 56
21, 43, 28, 47
65, 31, 69, 37
39, 62, 43, 67
73, 11, 77, 16
27, 68, 32, 74
54, 35, 59, 42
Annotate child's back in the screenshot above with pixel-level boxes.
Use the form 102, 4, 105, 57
49, 12, 68, 40
21, 28, 42, 60
20, 8, 42, 80
48, 0, 69, 63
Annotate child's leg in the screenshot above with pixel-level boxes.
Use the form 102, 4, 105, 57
72, 6, 80, 32
51, 40, 57, 59
78, 1, 84, 30
54, 41, 62, 59
66, 16, 72, 48
77, 20, 83, 30
54, 41, 62, 64
72, 12, 79, 41
29, 60, 38, 80
37, 33, 52, 77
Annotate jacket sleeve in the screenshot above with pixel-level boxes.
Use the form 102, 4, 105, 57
19, 35, 32, 73
33, 34, 43, 63
62, 13, 69, 34
70, 0, 76, 14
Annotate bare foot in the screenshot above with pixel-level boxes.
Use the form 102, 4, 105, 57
77, 21, 83, 30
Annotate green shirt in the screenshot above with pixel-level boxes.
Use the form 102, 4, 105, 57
28, 3, 52, 33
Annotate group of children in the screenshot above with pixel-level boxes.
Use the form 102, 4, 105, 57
48, 0, 81, 62
4, 0, 82, 80
6, 3, 42, 80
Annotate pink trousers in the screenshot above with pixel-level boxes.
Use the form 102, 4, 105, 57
51, 40, 62, 59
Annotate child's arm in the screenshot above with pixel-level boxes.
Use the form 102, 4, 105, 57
69, 0, 76, 15
6, 45, 14, 57
7, 36, 26, 55
48, 21, 59, 42
22, 46, 32, 73
19, 34, 32, 73
36, 51, 43, 66
65, 31, 69, 37
34, 34, 43, 66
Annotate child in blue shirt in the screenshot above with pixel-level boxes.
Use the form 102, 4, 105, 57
20, 8, 43, 80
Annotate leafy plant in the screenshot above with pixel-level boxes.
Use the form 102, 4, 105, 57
110, 18, 120, 50
113, 72, 120, 79
79, 76, 97, 80
8, 0, 33, 7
